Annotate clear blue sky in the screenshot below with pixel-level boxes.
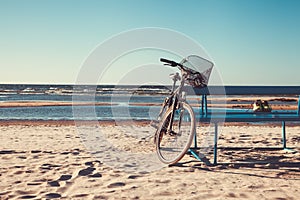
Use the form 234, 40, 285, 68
0, 0, 299, 85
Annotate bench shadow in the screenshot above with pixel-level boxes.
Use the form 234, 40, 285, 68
171, 147, 300, 180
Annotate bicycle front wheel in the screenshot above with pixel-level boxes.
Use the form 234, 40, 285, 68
155, 102, 195, 165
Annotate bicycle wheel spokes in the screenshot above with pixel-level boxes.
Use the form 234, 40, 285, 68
156, 103, 195, 164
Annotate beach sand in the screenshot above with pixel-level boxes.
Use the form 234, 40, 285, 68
0, 121, 299, 200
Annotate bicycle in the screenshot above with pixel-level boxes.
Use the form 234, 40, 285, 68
153, 55, 213, 165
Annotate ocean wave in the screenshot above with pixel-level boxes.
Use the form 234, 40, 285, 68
0, 84, 172, 96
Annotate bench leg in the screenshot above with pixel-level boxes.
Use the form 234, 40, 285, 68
201, 95, 204, 116
204, 95, 208, 117
297, 95, 300, 115
188, 130, 206, 164
282, 121, 286, 149
193, 129, 197, 149
213, 123, 218, 165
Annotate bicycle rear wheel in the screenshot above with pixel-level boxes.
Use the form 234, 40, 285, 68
155, 102, 195, 165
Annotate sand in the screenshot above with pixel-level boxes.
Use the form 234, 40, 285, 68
0, 121, 299, 200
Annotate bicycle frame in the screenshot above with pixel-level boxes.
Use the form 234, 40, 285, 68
156, 69, 188, 135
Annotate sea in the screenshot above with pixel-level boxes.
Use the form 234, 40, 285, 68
0, 84, 181, 121
0, 84, 297, 121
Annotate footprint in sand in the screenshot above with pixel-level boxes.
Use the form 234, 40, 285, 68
17, 156, 27, 159
20, 195, 37, 199
58, 174, 72, 181
107, 182, 126, 188
27, 182, 42, 186
0, 150, 16, 154
77, 167, 102, 178
78, 167, 95, 176
45, 193, 61, 199
40, 163, 61, 170
48, 181, 60, 187
89, 172, 102, 178
48, 174, 72, 188
85, 161, 94, 166
30, 150, 42, 153
128, 175, 141, 179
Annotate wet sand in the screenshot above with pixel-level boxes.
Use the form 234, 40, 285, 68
1, 96, 298, 110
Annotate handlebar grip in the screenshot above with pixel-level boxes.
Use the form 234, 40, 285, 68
160, 58, 178, 66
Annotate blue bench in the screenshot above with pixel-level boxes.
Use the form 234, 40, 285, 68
185, 86, 300, 165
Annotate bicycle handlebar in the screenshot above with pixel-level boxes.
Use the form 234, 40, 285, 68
160, 58, 179, 67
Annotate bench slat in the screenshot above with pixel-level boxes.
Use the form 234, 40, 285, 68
185, 86, 300, 95
198, 114, 300, 123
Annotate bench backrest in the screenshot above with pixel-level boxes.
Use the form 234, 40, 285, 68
184, 86, 300, 116
185, 86, 300, 95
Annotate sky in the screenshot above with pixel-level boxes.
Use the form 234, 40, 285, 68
0, 0, 299, 85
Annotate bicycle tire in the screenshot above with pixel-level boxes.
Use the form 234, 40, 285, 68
155, 102, 195, 165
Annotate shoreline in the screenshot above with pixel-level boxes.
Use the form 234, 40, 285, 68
0, 101, 297, 111
0, 119, 153, 126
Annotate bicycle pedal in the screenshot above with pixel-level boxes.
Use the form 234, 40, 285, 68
169, 131, 178, 136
